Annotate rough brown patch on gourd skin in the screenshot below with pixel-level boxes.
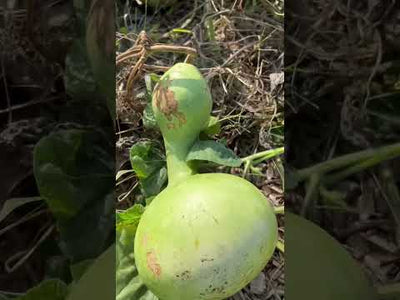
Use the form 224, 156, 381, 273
146, 250, 162, 278
153, 79, 187, 128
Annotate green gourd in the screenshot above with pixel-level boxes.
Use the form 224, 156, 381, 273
134, 63, 278, 300
286, 212, 377, 300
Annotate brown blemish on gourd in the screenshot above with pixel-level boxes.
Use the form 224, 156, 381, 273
146, 250, 161, 278
154, 78, 186, 128
167, 123, 176, 130
179, 270, 191, 280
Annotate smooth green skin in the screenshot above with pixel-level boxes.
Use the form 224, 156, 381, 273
135, 173, 278, 300
134, 63, 278, 299
286, 212, 377, 300
67, 245, 115, 300
151, 63, 212, 186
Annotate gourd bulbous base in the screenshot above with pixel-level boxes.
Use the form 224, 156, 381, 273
134, 173, 278, 300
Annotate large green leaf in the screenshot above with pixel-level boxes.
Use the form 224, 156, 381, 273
186, 140, 242, 167
116, 206, 158, 300
34, 129, 114, 261
16, 279, 68, 300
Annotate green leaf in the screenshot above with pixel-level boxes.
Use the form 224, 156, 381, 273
64, 39, 97, 100
116, 204, 145, 231
141, 166, 167, 198
116, 208, 158, 300
143, 74, 158, 130
67, 246, 115, 300
0, 197, 42, 223
34, 129, 113, 220
16, 279, 68, 300
130, 142, 163, 179
186, 140, 242, 167
129, 142, 167, 198
143, 102, 157, 129
201, 116, 221, 137
34, 129, 114, 261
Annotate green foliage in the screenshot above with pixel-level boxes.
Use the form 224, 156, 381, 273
186, 140, 242, 167
201, 116, 221, 137
116, 206, 158, 300
129, 141, 167, 198
15, 280, 68, 300
34, 129, 114, 261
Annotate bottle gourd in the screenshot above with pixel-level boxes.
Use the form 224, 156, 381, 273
134, 63, 278, 300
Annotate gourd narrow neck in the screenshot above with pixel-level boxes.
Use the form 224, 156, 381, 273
164, 140, 194, 187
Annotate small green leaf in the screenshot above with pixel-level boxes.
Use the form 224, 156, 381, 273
119, 27, 128, 34
186, 140, 242, 167
129, 142, 167, 198
117, 208, 158, 300
143, 102, 157, 129
130, 142, 164, 179
201, 116, 221, 137
143, 75, 159, 130
141, 166, 167, 198
16, 279, 68, 300
116, 204, 145, 231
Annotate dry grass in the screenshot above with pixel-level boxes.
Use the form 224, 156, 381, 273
115, 0, 284, 299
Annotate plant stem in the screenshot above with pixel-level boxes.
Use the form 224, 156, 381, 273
296, 142, 400, 180
274, 206, 284, 214
164, 142, 194, 187
276, 240, 284, 253
241, 147, 284, 164
301, 173, 320, 217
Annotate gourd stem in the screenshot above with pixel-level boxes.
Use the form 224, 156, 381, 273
164, 141, 194, 187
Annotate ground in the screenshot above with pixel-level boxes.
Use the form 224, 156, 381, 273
286, 0, 400, 291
